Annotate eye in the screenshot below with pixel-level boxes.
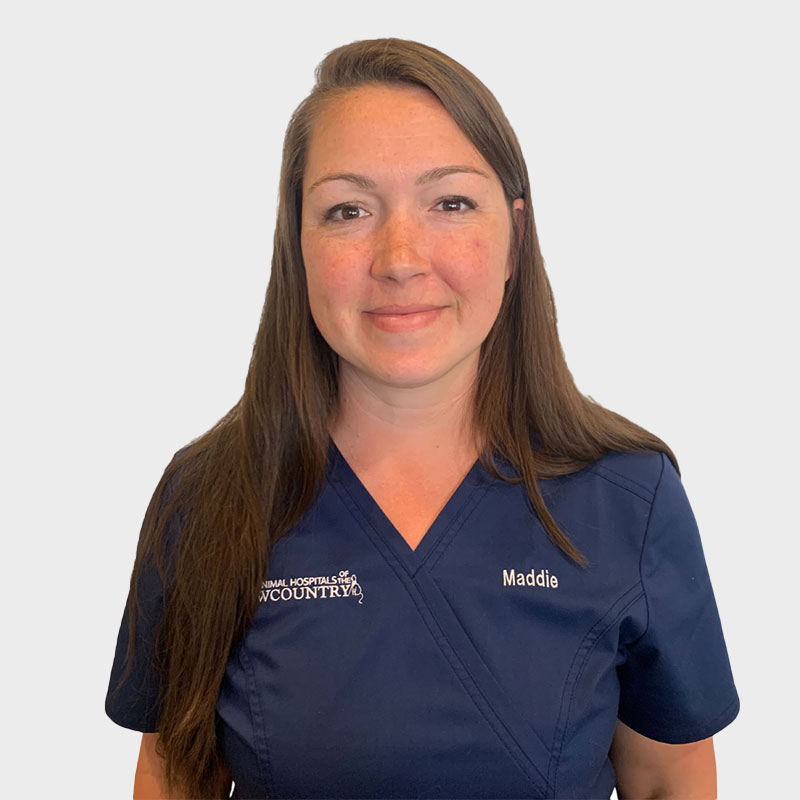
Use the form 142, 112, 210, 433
324, 203, 369, 223
322, 196, 477, 223
433, 196, 477, 214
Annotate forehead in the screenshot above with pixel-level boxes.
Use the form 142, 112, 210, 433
303, 84, 492, 188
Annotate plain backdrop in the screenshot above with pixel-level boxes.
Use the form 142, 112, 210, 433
2, 1, 797, 797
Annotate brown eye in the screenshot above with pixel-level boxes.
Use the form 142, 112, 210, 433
325, 203, 367, 222
434, 196, 476, 214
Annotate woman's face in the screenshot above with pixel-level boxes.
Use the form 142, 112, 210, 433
300, 83, 524, 394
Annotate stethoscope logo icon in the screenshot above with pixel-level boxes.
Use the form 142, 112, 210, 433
338, 569, 364, 604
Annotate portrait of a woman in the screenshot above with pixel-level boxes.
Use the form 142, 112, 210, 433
106, 37, 739, 799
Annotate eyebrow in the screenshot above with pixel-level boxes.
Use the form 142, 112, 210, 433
306, 164, 491, 195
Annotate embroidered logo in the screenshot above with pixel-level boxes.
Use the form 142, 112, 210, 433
259, 569, 365, 604
502, 567, 559, 589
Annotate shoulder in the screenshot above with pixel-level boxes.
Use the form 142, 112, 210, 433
583, 449, 667, 504
532, 449, 671, 558
161, 444, 196, 505
532, 448, 669, 512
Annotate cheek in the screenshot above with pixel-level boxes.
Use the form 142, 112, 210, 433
303, 239, 369, 313
434, 235, 505, 292
468, 227, 511, 265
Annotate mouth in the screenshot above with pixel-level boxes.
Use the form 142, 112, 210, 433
364, 306, 445, 332
368, 304, 445, 315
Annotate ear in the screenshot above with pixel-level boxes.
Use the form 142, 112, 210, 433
505, 197, 526, 282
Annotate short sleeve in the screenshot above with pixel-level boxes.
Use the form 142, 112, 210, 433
617, 453, 740, 744
105, 451, 185, 732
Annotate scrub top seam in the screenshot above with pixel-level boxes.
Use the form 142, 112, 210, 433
548, 581, 644, 794
426, 567, 554, 770
406, 577, 551, 796
236, 642, 273, 797
329, 472, 421, 578
329, 475, 551, 795
423, 477, 492, 571
630, 452, 667, 649
587, 463, 655, 505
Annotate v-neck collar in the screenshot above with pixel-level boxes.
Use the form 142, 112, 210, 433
326, 437, 492, 575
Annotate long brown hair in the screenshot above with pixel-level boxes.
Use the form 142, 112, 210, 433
118, 37, 678, 797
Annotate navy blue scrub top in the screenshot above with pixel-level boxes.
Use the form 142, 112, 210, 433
107, 441, 739, 799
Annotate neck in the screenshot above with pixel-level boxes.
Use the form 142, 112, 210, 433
329, 358, 480, 465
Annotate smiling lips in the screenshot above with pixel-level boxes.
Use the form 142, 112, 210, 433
368, 304, 444, 314
364, 305, 445, 332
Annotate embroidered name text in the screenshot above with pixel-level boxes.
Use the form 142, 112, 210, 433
503, 568, 559, 589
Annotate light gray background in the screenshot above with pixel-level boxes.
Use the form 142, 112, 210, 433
2, 1, 796, 797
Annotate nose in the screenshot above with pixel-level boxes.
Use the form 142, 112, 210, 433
370, 209, 430, 280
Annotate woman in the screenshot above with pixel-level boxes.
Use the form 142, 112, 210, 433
106, 37, 739, 799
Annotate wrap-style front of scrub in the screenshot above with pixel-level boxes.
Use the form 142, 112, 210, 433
107, 442, 739, 799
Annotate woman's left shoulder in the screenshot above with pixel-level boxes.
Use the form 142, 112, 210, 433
585, 448, 668, 501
